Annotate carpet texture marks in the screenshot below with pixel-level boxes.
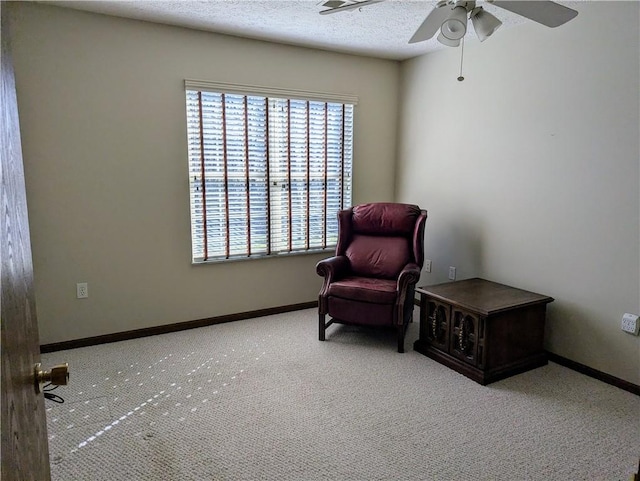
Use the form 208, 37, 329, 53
42, 308, 639, 480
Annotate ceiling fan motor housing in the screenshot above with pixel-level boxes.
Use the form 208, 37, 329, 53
452, 1, 476, 13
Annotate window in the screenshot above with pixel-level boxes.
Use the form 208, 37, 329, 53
185, 80, 355, 263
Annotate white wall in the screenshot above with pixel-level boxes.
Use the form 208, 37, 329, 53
397, 1, 640, 384
10, 2, 640, 385
8, 3, 400, 344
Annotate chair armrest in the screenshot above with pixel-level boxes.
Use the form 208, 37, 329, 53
316, 256, 350, 315
395, 263, 421, 325
397, 263, 421, 292
395, 263, 421, 326
316, 255, 350, 280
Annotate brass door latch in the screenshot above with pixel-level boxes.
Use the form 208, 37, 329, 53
34, 362, 69, 394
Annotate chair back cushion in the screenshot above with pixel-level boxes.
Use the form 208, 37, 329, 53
351, 203, 421, 236
336, 203, 425, 277
345, 234, 410, 279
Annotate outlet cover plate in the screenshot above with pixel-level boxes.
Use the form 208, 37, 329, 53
621, 313, 639, 335
424, 259, 432, 273
76, 282, 88, 299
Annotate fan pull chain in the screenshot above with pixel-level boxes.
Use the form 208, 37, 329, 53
457, 36, 465, 82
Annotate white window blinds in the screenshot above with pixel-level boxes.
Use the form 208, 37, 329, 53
185, 81, 355, 263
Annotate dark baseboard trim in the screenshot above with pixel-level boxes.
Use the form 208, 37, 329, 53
40, 304, 639, 397
546, 351, 639, 396
40, 301, 318, 353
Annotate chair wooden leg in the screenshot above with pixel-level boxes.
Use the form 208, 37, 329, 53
319, 313, 326, 341
397, 323, 406, 353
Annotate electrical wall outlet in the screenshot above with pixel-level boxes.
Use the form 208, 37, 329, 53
76, 282, 88, 299
424, 259, 432, 273
621, 313, 639, 335
448, 266, 456, 281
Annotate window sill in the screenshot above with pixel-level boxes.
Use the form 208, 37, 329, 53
191, 247, 336, 265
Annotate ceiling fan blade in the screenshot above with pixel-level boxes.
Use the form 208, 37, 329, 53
409, 2, 452, 44
490, 1, 578, 28
319, 0, 385, 15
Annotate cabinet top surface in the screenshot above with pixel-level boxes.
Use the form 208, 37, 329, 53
416, 278, 553, 315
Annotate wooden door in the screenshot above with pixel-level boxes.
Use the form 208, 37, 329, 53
1, 4, 52, 480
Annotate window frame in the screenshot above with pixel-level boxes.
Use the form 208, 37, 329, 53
184, 79, 358, 265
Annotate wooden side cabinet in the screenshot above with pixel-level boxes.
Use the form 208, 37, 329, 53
414, 278, 554, 385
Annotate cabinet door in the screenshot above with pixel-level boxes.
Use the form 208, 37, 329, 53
422, 300, 450, 352
451, 309, 480, 366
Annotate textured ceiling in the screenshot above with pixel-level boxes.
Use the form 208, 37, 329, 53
45, 0, 580, 60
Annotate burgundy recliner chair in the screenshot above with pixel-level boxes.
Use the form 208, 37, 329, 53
316, 203, 427, 352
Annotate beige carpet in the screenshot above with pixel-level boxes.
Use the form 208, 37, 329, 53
42, 308, 639, 480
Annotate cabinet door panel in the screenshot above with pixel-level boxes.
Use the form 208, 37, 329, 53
451, 309, 479, 366
423, 300, 450, 351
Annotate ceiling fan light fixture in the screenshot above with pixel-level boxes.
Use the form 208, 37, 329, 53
440, 6, 468, 40
437, 32, 461, 47
470, 7, 502, 42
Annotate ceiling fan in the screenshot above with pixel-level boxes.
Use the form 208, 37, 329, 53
320, 0, 579, 47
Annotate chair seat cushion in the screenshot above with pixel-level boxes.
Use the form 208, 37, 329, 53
328, 276, 397, 304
